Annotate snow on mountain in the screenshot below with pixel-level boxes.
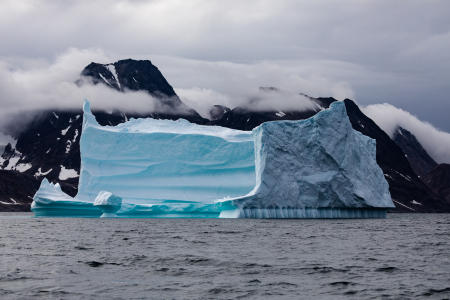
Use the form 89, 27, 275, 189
58, 166, 78, 180
105, 64, 121, 90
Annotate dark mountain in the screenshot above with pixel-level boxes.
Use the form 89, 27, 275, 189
78, 59, 205, 120
423, 164, 450, 205
343, 100, 447, 212
0, 59, 449, 212
208, 105, 231, 121
80, 59, 177, 97
213, 106, 319, 131
0, 170, 39, 211
212, 93, 334, 131
393, 127, 438, 177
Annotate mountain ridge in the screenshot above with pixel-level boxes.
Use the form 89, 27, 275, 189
0, 59, 448, 212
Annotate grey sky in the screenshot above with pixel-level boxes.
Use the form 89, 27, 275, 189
1, 0, 450, 131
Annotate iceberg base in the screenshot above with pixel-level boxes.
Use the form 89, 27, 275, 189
32, 201, 102, 218
219, 207, 387, 219
32, 202, 387, 218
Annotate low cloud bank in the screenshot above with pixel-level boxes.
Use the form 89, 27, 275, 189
155, 55, 356, 115
0, 48, 356, 131
5, 48, 448, 165
176, 87, 320, 118
363, 104, 450, 164
0, 48, 169, 131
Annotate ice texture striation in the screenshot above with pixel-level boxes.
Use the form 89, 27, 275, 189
32, 100, 393, 218
219, 101, 394, 218
33, 100, 255, 217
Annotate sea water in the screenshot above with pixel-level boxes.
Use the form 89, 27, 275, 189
0, 213, 449, 299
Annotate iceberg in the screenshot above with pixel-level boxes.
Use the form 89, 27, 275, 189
32, 100, 393, 218
218, 102, 394, 218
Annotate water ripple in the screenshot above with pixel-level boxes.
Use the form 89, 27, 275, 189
0, 213, 449, 299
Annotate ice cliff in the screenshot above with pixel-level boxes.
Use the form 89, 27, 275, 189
219, 102, 394, 218
32, 101, 255, 217
32, 101, 393, 218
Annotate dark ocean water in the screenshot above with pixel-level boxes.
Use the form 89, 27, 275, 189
0, 214, 449, 300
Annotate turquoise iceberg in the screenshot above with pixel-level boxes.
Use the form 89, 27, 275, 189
32, 101, 393, 218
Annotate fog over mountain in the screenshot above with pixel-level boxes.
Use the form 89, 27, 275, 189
1, 1, 450, 143
1, 0, 449, 131
363, 104, 450, 164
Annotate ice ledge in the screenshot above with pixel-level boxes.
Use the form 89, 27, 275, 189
219, 207, 387, 219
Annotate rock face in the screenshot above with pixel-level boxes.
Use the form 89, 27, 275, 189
423, 164, 450, 205
79, 59, 204, 118
393, 127, 438, 177
212, 95, 333, 131
0, 170, 39, 211
80, 59, 177, 97
32, 101, 393, 218
208, 105, 231, 121
344, 100, 448, 212
220, 102, 394, 218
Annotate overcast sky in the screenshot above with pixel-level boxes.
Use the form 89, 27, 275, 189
1, 0, 450, 132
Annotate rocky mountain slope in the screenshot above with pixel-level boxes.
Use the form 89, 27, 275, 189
422, 164, 450, 205
393, 127, 438, 178
0, 59, 448, 212
343, 101, 446, 212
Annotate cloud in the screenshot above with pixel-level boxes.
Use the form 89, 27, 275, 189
175, 87, 232, 118
362, 103, 450, 164
154, 55, 356, 116
0, 48, 184, 132
0, 48, 358, 129
1, 46, 449, 164
1, 0, 450, 130
177, 87, 320, 118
